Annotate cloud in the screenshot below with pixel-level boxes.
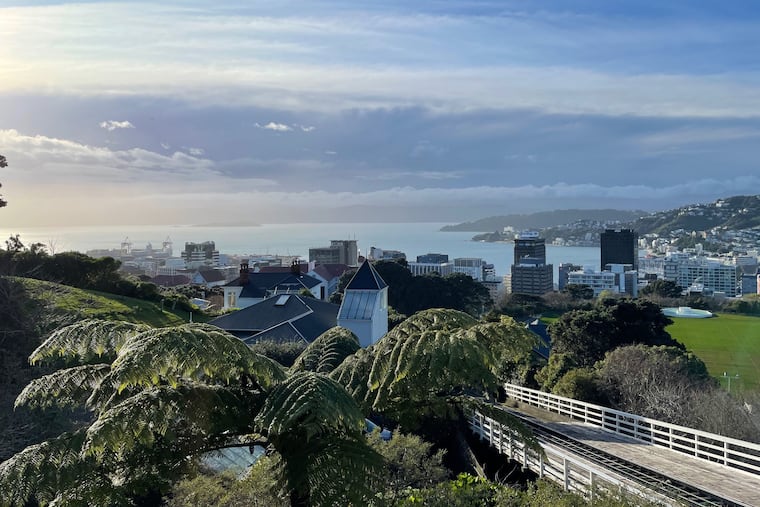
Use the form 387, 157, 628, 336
297, 124, 316, 132
3, 4, 760, 118
99, 120, 134, 131
255, 122, 292, 132
160, 142, 171, 150
186, 147, 205, 156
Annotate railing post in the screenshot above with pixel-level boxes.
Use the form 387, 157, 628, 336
478, 413, 484, 440
539, 454, 544, 478
563, 458, 570, 491
589, 470, 595, 501
724, 441, 729, 466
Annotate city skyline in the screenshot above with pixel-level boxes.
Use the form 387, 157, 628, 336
2, 1, 760, 225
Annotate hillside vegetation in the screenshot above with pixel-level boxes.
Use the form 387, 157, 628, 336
0, 276, 188, 462
631, 195, 760, 235
441, 209, 645, 232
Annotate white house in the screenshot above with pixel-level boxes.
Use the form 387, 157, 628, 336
337, 260, 388, 348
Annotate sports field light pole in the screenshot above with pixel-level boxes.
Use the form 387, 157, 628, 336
722, 372, 740, 393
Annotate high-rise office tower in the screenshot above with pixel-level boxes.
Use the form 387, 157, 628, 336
600, 229, 638, 271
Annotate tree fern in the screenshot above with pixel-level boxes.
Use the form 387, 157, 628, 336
15, 363, 112, 411
332, 309, 539, 427
84, 383, 263, 459
111, 324, 286, 391
256, 371, 365, 440
290, 327, 360, 374
29, 319, 150, 365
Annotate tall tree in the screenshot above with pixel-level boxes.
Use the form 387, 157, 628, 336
0, 320, 382, 506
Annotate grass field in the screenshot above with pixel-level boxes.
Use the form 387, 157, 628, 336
667, 313, 760, 392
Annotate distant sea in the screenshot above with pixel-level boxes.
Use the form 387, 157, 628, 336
0, 223, 602, 279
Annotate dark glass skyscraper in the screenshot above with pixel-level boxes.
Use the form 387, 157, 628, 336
600, 229, 638, 271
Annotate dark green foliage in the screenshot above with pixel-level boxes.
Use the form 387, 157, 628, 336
563, 284, 594, 300
551, 368, 604, 404
367, 430, 449, 502
332, 309, 539, 429
548, 298, 680, 367
535, 353, 578, 392
639, 279, 683, 298
339, 261, 492, 317
248, 339, 307, 367
291, 327, 360, 374
168, 458, 289, 507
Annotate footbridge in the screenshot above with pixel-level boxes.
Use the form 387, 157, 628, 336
469, 384, 760, 506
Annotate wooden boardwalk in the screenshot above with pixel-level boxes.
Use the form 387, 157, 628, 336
514, 402, 760, 507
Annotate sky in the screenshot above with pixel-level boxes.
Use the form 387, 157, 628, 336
1, 0, 760, 226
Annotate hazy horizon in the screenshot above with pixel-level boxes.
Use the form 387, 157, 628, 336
2, 1, 760, 227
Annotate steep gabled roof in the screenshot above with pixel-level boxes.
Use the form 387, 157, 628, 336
345, 260, 387, 290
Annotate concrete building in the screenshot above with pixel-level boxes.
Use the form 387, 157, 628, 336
408, 261, 454, 276
601, 229, 639, 271
367, 246, 406, 262
663, 255, 738, 296
416, 253, 449, 264
338, 260, 389, 347
182, 241, 220, 268
558, 263, 582, 291
510, 233, 553, 296
568, 268, 617, 296
453, 257, 484, 281
309, 240, 359, 267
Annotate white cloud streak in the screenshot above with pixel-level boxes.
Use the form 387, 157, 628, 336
2, 4, 760, 118
255, 122, 292, 132
99, 120, 134, 131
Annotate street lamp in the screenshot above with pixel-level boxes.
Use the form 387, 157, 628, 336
722, 372, 740, 393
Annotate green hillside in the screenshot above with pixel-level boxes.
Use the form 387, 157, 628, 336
441, 209, 645, 232
633, 195, 760, 235
14, 277, 189, 327
667, 313, 760, 392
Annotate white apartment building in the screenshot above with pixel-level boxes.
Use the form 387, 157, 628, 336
408, 261, 454, 276
568, 269, 617, 296
453, 258, 484, 281
663, 255, 738, 295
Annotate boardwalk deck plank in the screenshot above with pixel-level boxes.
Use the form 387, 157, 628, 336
515, 402, 760, 506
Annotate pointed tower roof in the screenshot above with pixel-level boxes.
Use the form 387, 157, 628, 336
345, 260, 387, 290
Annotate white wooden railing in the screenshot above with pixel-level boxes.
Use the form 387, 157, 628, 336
468, 411, 672, 505
504, 383, 760, 476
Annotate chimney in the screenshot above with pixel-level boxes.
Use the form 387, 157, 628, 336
290, 259, 302, 275
240, 260, 250, 285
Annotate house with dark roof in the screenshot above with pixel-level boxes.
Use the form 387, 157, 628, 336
191, 268, 229, 288
337, 260, 388, 347
222, 261, 326, 310
309, 263, 350, 298
209, 294, 340, 345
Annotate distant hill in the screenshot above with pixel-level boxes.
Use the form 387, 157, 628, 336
630, 195, 760, 235
441, 209, 646, 232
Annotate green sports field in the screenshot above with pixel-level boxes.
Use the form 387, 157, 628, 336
667, 313, 760, 392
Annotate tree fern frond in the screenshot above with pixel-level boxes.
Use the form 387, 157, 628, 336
0, 430, 87, 506
111, 324, 286, 391
256, 371, 365, 441
29, 319, 150, 365
274, 433, 384, 507
83, 383, 263, 458
291, 327, 360, 374
15, 364, 112, 411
